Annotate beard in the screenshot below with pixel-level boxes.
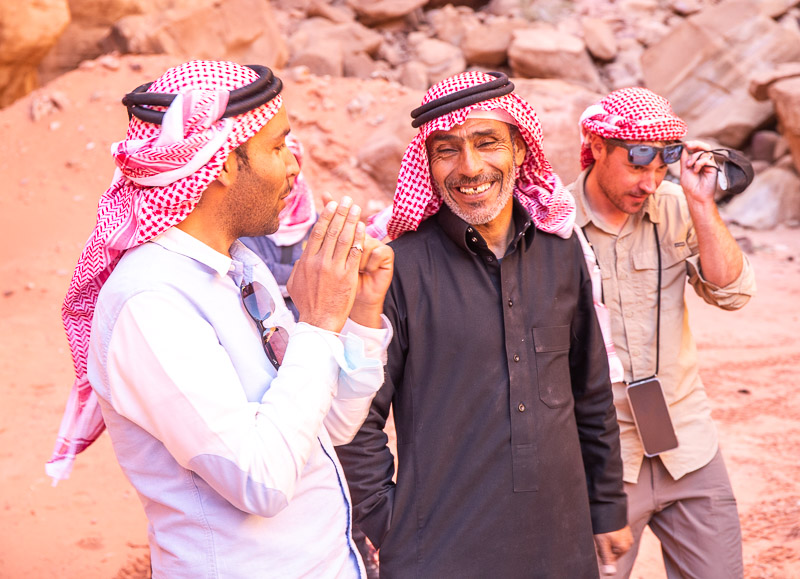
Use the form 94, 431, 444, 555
440, 167, 517, 226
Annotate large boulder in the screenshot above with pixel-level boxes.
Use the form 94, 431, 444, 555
103, 0, 288, 69
346, 0, 428, 26
767, 77, 800, 175
642, 0, 800, 148
427, 4, 479, 46
41, 0, 287, 83
508, 26, 605, 93
288, 17, 383, 78
461, 17, 523, 68
581, 17, 618, 62
0, 0, 70, 107
426, 0, 491, 8
409, 35, 467, 86
721, 166, 800, 229
38, 0, 194, 83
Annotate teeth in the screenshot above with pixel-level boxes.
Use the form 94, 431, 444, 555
458, 182, 492, 195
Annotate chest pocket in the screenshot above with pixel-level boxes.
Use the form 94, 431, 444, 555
532, 325, 572, 408
632, 242, 691, 270
632, 243, 692, 309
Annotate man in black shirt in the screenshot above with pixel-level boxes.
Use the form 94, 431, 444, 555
337, 71, 631, 578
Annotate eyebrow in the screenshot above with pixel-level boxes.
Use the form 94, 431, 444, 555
429, 128, 503, 144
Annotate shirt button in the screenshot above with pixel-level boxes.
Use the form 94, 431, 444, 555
487, 256, 494, 262
508, 299, 513, 307
625, 310, 633, 318
632, 349, 640, 357
513, 354, 520, 362
518, 402, 526, 412
471, 237, 478, 243
467, 227, 474, 233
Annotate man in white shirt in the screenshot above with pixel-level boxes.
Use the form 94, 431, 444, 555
47, 60, 394, 578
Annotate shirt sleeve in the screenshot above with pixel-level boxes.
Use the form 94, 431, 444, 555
103, 291, 354, 518
334, 291, 403, 549
686, 252, 756, 310
322, 315, 393, 445
568, 238, 629, 535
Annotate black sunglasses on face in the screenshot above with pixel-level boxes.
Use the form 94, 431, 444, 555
241, 281, 289, 370
606, 138, 684, 166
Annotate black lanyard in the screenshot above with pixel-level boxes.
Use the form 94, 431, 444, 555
583, 221, 661, 378
652, 222, 661, 377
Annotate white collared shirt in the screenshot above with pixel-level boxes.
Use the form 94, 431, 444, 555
88, 227, 391, 577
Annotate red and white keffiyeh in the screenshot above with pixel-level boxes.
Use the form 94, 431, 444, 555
579, 86, 688, 170
577, 87, 688, 382
382, 70, 575, 241
47, 60, 282, 482
269, 133, 317, 247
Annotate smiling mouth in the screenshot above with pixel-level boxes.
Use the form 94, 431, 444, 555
456, 182, 493, 195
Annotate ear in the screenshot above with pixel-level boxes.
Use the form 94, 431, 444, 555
589, 133, 605, 162
512, 130, 527, 167
216, 152, 237, 187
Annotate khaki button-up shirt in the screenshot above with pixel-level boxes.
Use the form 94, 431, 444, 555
569, 169, 756, 483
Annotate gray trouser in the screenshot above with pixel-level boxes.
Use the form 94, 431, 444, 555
611, 449, 743, 579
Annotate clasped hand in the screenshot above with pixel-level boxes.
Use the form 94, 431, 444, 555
287, 196, 394, 332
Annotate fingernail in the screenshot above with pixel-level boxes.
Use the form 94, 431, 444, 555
325, 201, 337, 212
341, 196, 353, 208
601, 564, 616, 575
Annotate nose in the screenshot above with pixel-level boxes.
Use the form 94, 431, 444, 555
639, 169, 658, 195
284, 145, 300, 180
457, 144, 484, 178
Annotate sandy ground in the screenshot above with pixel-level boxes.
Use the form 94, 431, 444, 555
0, 55, 798, 578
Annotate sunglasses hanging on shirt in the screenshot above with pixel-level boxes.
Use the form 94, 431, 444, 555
241, 281, 290, 370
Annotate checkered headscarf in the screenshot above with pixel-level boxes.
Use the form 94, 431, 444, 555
384, 71, 575, 240
47, 60, 282, 482
579, 87, 688, 169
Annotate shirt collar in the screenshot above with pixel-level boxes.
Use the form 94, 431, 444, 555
151, 227, 242, 279
435, 196, 533, 255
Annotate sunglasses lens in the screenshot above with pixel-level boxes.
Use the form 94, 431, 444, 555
662, 144, 683, 164
242, 282, 276, 321
723, 163, 748, 195
628, 145, 658, 166
709, 149, 753, 196
242, 281, 289, 369
265, 326, 290, 367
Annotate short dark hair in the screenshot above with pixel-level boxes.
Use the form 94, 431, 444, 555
602, 137, 620, 154
232, 142, 250, 169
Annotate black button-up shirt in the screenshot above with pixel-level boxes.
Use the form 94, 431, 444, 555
337, 200, 626, 578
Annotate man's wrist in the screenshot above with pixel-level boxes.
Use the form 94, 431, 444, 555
348, 301, 384, 329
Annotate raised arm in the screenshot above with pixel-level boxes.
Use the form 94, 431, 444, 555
680, 141, 745, 287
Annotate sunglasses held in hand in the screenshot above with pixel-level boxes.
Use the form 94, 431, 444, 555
606, 138, 754, 197
704, 148, 754, 197
241, 281, 289, 370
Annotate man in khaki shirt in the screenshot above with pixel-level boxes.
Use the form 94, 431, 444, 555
568, 87, 755, 578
